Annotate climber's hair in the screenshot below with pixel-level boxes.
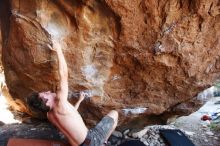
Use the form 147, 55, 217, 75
27, 92, 50, 113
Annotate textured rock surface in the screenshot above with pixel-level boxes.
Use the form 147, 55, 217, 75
0, 0, 220, 126
0, 122, 68, 146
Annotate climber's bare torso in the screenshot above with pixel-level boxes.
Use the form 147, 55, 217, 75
47, 100, 88, 146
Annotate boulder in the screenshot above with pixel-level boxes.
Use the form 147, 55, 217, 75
0, 0, 220, 126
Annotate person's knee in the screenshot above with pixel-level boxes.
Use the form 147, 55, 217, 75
107, 110, 118, 123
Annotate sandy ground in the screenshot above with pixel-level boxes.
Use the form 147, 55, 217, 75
173, 97, 220, 146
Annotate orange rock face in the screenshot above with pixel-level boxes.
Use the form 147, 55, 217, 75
0, 0, 220, 126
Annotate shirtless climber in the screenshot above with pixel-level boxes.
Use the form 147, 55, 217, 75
28, 40, 118, 146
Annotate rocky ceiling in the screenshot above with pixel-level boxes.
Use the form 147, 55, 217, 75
0, 0, 220, 126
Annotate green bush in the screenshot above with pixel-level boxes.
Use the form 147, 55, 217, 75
214, 83, 220, 88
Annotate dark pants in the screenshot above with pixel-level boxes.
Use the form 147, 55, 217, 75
80, 116, 114, 146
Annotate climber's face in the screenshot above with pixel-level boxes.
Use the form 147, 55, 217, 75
38, 91, 56, 110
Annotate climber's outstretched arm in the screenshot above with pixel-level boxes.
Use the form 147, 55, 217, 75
52, 40, 68, 102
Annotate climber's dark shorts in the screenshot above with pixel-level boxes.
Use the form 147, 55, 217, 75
80, 116, 114, 146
